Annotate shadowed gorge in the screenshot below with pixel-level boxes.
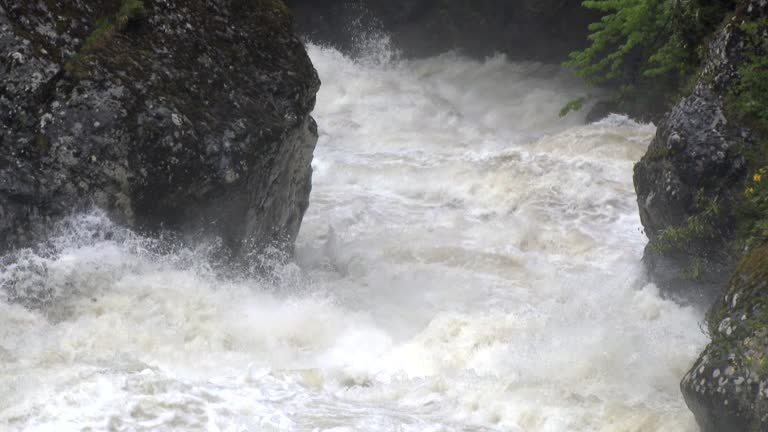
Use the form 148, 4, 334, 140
285, 0, 599, 62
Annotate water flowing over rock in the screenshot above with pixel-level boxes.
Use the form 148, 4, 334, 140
284, 0, 597, 62
0, 0, 319, 259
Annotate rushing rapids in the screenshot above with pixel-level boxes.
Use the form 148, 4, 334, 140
0, 42, 707, 431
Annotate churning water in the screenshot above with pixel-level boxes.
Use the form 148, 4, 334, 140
0, 42, 707, 431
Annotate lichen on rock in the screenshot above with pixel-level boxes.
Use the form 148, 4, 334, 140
0, 0, 320, 265
682, 245, 768, 431
633, 0, 768, 429
632, 0, 768, 305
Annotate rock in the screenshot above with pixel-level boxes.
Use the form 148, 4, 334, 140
633, 86, 744, 303
681, 245, 768, 432
631, 0, 766, 303
0, 0, 320, 260
654, 1, 768, 429
284, 0, 598, 62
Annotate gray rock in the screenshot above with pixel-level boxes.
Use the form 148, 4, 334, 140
632, 1, 762, 303
641, 1, 768, 430
681, 244, 768, 432
0, 0, 319, 260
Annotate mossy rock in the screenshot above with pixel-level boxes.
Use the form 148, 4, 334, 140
682, 244, 768, 431
0, 0, 319, 269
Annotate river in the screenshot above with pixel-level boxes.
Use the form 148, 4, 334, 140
0, 42, 707, 431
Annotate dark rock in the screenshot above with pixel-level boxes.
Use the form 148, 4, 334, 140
649, 1, 768, 430
0, 0, 320, 259
284, 0, 598, 62
632, 0, 765, 302
633, 86, 745, 303
682, 245, 768, 432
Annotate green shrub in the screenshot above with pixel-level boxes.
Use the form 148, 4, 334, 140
726, 18, 768, 137
651, 191, 722, 254
727, 18, 768, 250
564, 0, 733, 113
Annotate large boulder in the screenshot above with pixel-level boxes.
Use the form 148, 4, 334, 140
633, 88, 745, 304
632, 1, 764, 304
0, 0, 319, 259
284, 0, 597, 62
682, 244, 768, 432
636, 0, 768, 430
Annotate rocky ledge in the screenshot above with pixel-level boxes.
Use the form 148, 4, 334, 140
633, 1, 763, 305
633, 0, 768, 429
0, 0, 319, 260
683, 244, 768, 431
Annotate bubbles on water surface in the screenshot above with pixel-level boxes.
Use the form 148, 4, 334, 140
0, 42, 708, 432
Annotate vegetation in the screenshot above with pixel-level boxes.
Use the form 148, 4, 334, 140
65, 0, 147, 77
116, 0, 148, 29
735, 167, 768, 249
642, 143, 669, 161
558, 96, 589, 118
651, 191, 721, 254
726, 18, 768, 136
727, 18, 768, 251
704, 244, 768, 373
563, 0, 734, 116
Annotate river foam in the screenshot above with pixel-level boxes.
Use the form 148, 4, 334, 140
0, 43, 707, 431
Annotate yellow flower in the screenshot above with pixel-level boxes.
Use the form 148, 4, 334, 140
747, 187, 756, 195
755, 173, 763, 183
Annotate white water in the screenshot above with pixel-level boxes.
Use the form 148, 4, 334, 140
0, 44, 707, 431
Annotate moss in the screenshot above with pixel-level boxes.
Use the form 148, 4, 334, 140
644, 144, 670, 162
82, 18, 117, 51
64, 0, 148, 78
116, 0, 148, 28
683, 256, 707, 281
706, 244, 768, 352
650, 191, 721, 254
724, 18, 768, 136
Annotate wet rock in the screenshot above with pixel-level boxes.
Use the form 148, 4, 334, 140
682, 245, 768, 432
632, 1, 766, 303
648, 1, 768, 430
0, 0, 320, 259
633, 87, 744, 303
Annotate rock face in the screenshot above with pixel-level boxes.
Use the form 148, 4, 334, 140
682, 245, 768, 432
0, 0, 320, 259
633, 0, 768, 430
285, 0, 597, 62
632, 2, 763, 304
